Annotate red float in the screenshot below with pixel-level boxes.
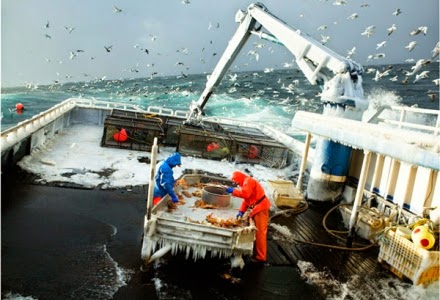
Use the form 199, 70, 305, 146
247, 145, 258, 159
113, 128, 128, 142
16, 103, 24, 110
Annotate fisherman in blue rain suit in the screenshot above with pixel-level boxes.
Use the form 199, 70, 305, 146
152, 152, 182, 205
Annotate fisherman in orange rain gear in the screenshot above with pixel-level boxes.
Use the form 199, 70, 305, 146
225, 170, 271, 263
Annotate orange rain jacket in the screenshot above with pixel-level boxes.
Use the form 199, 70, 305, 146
231, 170, 270, 217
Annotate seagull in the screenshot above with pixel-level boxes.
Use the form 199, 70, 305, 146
247, 50, 259, 61
408, 59, 426, 75
346, 47, 356, 59
44, 21, 50, 28
387, 24, 396, 35
113, 5, 122, 13
320, 34, 330, 44
392, 8, 402, 16
376, 41, 386, 50
63, 26, 75, 34
333, 0, 347, 5
431, 42, 440, 58
69, 51, 77, 60
104, 45, 113, 52
182, 0, 190, 4
433, 78, 440, 85
405, 41, 417, 52
367, 53, 385, 61
377, 68, 391, 80
347, 13, 358, 20
149, 34, 157, 41
44, 34, 51, 39
389, 76, 398, 82
361, 25, 375, 38
317, 25, 328, 31
410, 26, 428, 36
413, 71, 429, 83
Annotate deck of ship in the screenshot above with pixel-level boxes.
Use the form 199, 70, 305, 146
3, 165, 394, 282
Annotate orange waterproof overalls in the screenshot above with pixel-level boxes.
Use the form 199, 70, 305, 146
230, 170, 270, 262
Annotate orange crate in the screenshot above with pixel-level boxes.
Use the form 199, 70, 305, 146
378, 228, 440, 285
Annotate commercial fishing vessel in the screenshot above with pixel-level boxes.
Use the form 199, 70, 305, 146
2, 3, 439, 296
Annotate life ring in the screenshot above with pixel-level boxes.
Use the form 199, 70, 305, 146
113, 128, 128, 142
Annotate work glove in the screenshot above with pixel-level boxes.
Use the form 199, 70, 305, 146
226, 187, 234, 194
171, 195, 179, 203
236, 211, 244, 219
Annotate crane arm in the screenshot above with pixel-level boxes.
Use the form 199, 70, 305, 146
186, 2, 366, 124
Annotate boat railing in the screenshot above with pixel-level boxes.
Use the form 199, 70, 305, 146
368, 105, 439, 135
0, 98, 191, 152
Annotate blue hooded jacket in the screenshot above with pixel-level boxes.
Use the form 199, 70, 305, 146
153, 152, 182, 199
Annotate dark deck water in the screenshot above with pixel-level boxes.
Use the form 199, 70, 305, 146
1, 168, 436, 300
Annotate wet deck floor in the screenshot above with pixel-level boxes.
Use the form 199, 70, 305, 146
2, 168, 437, 299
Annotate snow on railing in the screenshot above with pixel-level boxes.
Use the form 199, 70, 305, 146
377, 106, 440, 135
1, 98, 190, 152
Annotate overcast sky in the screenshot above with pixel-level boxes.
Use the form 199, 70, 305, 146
1, 0, 438, 87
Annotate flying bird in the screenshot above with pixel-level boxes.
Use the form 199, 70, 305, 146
433, 79, 440, 85
320, 34, 330, 44
44, 34, 51, 39
405, 41, 417, 52
69, 51, 77, 60
346, 47, 356, 59
113, 5, 122, 13
367, 53, 385, 61
410, 26, 428, 36
63, 26, 75, 34
44, 21, 50, 28
317, 25, 328, 31
413, 71, 429, 83
392, 8, 402, 16
376, 41, 386, 50
361, 25, 375, 38
104, 45, 113, 52
387, 24, 396, 35
347, 13, 358, 20
333, 0, 347, 5
432, 42, 440, 59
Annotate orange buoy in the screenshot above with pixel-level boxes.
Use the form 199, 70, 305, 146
16, 103, 24, 110
113, 128, 128, 142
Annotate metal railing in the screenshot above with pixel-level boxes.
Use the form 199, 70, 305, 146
0, 98, 191, 152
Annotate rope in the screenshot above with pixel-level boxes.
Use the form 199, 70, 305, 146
269, 201, 377, 251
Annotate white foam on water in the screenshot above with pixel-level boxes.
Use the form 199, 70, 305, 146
297, 260, 439, 300
2, 293, 38, 300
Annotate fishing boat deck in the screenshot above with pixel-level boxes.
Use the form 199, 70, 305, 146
3, 165, 392, 284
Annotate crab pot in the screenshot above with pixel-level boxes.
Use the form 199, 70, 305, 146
233, 137, 289, 168
163, 118, 184, 146
202, 185, 231, 207
176, 123, 235, 161
101, 109, 164, 151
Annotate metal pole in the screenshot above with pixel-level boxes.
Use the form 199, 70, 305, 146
296, 132, 311, 192
347, 150, 372, 247
146, 137, 159, 221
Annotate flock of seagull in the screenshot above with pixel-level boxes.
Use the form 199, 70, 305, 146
30, 2, 440, 104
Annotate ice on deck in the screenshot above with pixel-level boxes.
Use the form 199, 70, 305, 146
292, 111, 440, 171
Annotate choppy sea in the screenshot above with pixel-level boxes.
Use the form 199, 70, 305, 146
1, 63, 439, 133
1, 63, 439, 300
